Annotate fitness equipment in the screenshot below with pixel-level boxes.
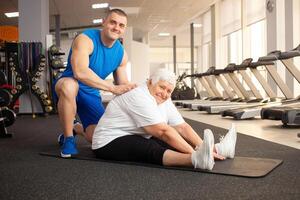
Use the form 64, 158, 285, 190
0, 88, 16, 138
49, 45, 60, 55
48, 44, 66, 113
5, 42, 53, 115
0, 89, 11, 107
171, 72, 196, 100
175, 67, 236, 110
222, 46, 300, 119
261, 104, 300, 126
259, 45, 300, 125
0, 107, 16, 138
175, 67, 228, 109
51, 58, 64, 69
179, 61, 266, 110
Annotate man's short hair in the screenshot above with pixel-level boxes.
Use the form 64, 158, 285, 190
106, 8, 128, 19
150, 68, 176, 87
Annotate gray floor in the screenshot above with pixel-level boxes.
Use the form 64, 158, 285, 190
1, 115, 300, 200
178, 107, 300, 150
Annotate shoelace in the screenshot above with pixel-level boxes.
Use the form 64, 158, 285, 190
219, 134, 225, 142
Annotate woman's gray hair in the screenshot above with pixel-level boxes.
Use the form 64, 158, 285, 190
150, 68, 176, 86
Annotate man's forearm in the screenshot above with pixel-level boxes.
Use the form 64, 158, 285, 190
74, 68, 114, 92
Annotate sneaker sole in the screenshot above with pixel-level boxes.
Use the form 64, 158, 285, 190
60, 152, 72, 158
204, 129, 215, 170
227, 123, 237, 158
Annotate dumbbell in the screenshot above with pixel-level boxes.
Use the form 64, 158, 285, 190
43, 100, 51, 105
32, 85, 39, 91
32, 77, 39, 82
45, 106, 53, 113
40, 57, 46, 62
40, 93, 48, 99
36, 88, 42, 94
49, 45, 59, 55
39, 62, 46, 67
16, 85, 22, 90
10, 89, 17, 95
16, 77, 22, 82
35, 72, 42, 77
51, 59, 64, 69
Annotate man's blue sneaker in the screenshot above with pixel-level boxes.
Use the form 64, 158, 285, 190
58, 133, 65, 146
61, 136, 78, 158
57, 128, 79, 146
58, 120, 81, 146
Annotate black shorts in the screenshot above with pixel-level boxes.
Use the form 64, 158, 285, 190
93, 135, 175, 165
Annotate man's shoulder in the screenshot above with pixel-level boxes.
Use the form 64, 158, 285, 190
82, 29, 100, 34
81, 29, 100, 40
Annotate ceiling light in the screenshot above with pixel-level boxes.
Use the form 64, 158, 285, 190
92, 3, 109, 9
193, 23, 202, 28
93, 19, 103, 24
5, 12, 19, 18
159, 19, 171, 23
110, 7, 140, 15
158, 32, 170, 36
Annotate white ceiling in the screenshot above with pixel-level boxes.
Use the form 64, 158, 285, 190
0, 0, 215, 47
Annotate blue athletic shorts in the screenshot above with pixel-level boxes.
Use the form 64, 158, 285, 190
76, 89, 105, 129
53, 80, 105, 130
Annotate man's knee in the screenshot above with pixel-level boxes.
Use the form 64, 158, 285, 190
55, 78, 79, 98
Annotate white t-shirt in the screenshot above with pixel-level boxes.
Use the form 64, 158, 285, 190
92, 83, 184, 150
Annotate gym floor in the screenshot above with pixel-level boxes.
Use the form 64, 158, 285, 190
0, 114, 299, 200
178, 108, 300, 150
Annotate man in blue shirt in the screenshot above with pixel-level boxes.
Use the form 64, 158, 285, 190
54, 9, 136, 158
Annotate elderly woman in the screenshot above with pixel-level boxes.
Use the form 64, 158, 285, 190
92, 69, 237, 170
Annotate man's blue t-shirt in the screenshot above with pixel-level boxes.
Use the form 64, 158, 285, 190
61, 29, 124, 96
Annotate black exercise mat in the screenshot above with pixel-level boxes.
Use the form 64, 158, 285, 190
40, 145, 282, 178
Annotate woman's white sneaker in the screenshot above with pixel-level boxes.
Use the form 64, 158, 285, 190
191, 129, 215, 170
215, 123, 237, 159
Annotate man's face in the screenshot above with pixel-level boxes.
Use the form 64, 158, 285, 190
102, 12, 127, 41
148, 80, 174, 104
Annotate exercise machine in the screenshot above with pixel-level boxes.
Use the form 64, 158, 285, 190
222, 45, 300, 120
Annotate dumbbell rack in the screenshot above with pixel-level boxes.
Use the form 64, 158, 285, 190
5, 42, 53, 115
48, 45, 66, 113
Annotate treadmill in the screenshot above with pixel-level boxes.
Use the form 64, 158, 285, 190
261, 102, 300, 126
179, 68, 231, 109
184, 67, 246, 110
173, 68, 223, 107
260, 45, 300, 125
199, 59, 268, 114
222, 45, 300, 120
